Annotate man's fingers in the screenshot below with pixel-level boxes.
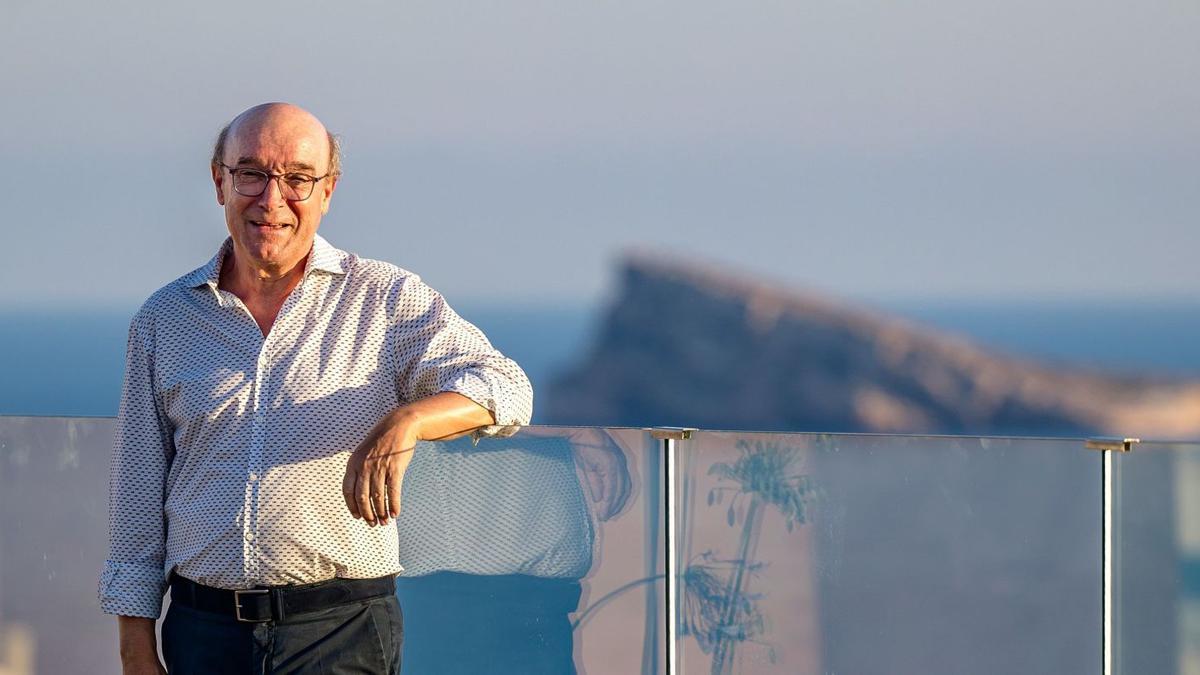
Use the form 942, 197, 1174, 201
342, 468, 361, 519
387, 478, 402, 519
370, 468, 389, 525
387, 448, 413, 519
345, 443, 414, 526
355, 473, 376, 526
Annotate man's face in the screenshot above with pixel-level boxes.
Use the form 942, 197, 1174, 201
212, 107, 337, 274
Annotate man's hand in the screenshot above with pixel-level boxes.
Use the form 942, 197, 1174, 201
117, 616, 165, 675
343, 410, 418, 526
343, 393, 496, 525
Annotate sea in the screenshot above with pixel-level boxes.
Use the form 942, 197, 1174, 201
2, 300, 1198, 421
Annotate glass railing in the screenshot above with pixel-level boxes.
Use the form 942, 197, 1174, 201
396, 427, 665, 675
0, 416, 114, 675
0, 415, 1196, 674
1114, 440, 1200, 675
673, 431, 1101, 675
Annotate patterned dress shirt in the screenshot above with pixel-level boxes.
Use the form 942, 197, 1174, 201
99, 235, 533, 618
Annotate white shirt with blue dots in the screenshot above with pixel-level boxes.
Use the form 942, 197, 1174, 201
99, 235, 533, 618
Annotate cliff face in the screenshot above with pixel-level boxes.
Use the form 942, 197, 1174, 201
546, 255, 1200, 438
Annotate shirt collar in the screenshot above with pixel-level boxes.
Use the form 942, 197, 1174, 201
183, 234, 348, 289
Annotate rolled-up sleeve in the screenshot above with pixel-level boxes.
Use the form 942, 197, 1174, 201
99, 310, 174, 618
391, 277, 533, 437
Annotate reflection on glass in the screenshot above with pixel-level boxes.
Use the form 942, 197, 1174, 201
395, 426, 663, 674
676, 432, 822, 675
677, 432, 1100, 675
681, 436, 817, 673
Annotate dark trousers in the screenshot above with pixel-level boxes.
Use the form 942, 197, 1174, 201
394, 572, 581, 675
162, 592, 402, 674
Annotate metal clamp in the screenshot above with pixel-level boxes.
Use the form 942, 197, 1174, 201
1086, 437, 1141, 453
649, 427, 698, 441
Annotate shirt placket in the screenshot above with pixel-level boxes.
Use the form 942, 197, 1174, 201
211, 286, 267, 586
242, 277, 308, 585
243, 338, 269, 582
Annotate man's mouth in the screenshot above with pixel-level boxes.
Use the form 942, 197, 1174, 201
250, 221, 290, 230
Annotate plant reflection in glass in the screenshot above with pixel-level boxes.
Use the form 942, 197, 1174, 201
687, 438, 817, 674
572, 437, 816, 675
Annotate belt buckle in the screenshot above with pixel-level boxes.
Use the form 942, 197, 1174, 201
234, 589, 271, 623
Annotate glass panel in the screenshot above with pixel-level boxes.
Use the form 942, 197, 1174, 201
0, 419, 665, 675
396, 426, 666, 675
676, 431, 1100, 675
0, 415, 118, 674
1115, 441, 1200, 675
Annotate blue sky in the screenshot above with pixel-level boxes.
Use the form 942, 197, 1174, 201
2, 0, 1197, 309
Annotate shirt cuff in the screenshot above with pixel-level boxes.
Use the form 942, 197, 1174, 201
98, 560, 168, 618
446, 372, 530, 439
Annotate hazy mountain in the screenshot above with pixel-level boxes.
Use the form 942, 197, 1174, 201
547, 254, 1200, 439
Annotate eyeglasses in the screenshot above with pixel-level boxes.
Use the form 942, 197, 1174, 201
219, 163, 332, 201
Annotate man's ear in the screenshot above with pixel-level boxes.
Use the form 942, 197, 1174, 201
320, 176, 338, 215
212, 163, 227, 206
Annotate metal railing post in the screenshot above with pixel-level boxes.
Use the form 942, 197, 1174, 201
1087, 437, 1140, 675
651, 428, 696, 675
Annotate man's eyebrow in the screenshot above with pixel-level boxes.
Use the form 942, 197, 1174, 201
234, 157, 319, 173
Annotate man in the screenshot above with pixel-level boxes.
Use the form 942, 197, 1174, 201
99, 102, 532, 674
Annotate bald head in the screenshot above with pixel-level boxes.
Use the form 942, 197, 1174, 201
211, 103, 341, 178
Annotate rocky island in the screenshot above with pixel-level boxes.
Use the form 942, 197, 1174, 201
547, 254, 1200, 438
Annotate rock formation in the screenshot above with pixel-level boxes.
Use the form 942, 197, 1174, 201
547, 254, 1200, 438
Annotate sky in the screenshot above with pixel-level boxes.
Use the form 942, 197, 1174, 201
1, 0, 1197, 310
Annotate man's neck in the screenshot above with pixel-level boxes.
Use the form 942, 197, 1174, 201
222, 250, 306, 296
219, 249, 309, 335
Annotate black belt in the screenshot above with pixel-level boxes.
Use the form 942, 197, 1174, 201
170, 574, 396, 623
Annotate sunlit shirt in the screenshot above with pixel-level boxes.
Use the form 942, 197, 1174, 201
99, 235, 533, 618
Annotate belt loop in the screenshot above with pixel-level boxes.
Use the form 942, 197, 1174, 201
178, 573, 196, 607
271, 587, 286, 623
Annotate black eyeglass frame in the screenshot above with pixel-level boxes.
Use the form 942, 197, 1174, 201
218, 162, 333, 201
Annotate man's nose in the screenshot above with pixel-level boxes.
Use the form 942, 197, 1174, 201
256, 175, 287, 208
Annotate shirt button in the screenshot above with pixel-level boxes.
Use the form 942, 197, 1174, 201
249, 472, 258, 482
244, 532, 254, 542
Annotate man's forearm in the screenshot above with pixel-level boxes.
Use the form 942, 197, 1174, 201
117, 615, 164, 673
386, 391, 496, 442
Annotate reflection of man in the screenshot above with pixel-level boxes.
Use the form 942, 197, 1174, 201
395, 428, 630, 674
98, 102, 532, 674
